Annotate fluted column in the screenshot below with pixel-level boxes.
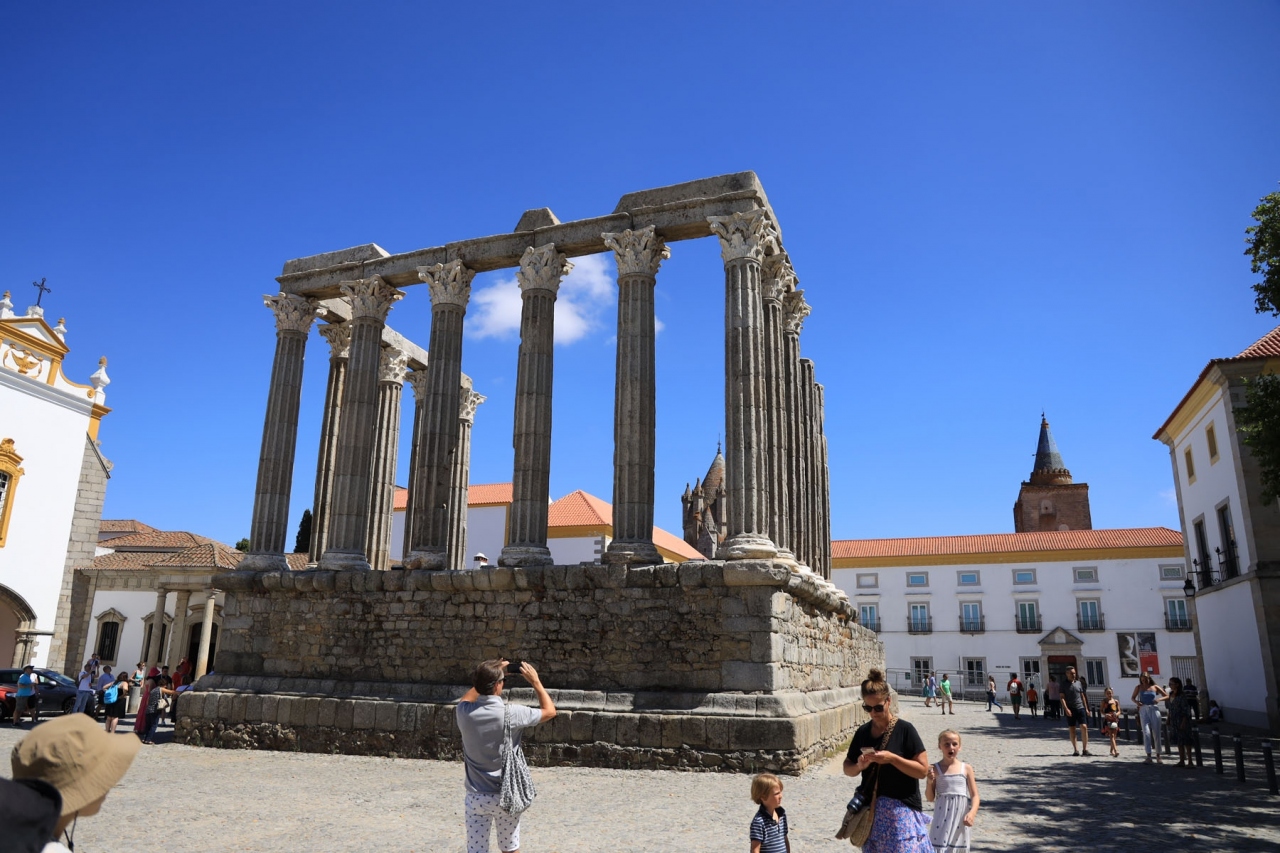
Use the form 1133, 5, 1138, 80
309, 323, 351, 563
761, 252, 795, 564
815, 382, 832, 579
782, 290, 811, 570
319, 276, 403, 571
166, 590, 192, 670
402, 369, 430, 562
404, 262, 474, 570
243, 294, 317, 570
801, 359, 819, 571
194, 593, 217, 679
500, 244, 572, 567
447, 380, 485, 570
603, 226, 669, 566
145, 589, 168, 671
366, 347, 408, 570
709, 211, 778, 560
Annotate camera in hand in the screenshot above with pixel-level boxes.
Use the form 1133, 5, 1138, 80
846, 792, 867, 813
506, 659, 524, 677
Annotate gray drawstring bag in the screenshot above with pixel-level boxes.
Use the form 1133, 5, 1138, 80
499, 701, 537, 815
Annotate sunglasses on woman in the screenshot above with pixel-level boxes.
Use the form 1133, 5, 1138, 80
861, 703, 887, 713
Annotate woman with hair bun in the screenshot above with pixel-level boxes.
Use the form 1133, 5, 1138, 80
843, 668, 934, 852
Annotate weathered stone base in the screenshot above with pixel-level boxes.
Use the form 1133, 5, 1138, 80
176, 680, 866, 774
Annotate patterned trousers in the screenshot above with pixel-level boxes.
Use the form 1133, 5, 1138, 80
465, 791, 522, 853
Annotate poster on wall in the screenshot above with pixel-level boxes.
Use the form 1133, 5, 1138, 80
1117, 632, 1159, 677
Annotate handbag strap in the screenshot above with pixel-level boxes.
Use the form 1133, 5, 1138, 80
867, 719, 896, 805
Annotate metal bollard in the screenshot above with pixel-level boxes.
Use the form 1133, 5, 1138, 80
1263, 741, 1278, 795
1213, 729, 1224, 774
1234, 734, 1246, 783
1193, 727, 1203, 768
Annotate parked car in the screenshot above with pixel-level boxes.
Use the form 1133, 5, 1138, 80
0, 668, 94, 717
0, 682, 15, 717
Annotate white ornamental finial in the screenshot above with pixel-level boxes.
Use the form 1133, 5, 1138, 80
54, 318, 68, 341
25, 304, 44, 319
90, 356, 111, 403
0, 291, 13, 319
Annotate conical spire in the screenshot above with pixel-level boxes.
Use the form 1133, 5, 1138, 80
1029, 415, 1073, 485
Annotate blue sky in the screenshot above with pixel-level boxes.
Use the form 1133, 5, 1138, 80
3, 3, 1279, 548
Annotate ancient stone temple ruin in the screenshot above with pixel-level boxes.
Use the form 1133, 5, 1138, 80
180, 172, 880, 772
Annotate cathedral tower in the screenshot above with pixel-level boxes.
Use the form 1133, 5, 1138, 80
1013, 416, 1092, 532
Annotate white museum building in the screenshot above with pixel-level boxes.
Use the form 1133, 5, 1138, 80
1154, 325, 1280, 731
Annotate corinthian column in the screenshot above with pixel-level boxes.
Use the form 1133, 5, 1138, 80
708, 211, 778, 561
761, 252, 795, 564
782, 290, 811, 570
602, 226, 669, 566
800, 358, 818, 572
309, 322, 351, 563
319, 276, 403, 571
447, 380, 485, 570
402, 368, 430, 562
366, 347, 408, 571
243, 293, 317, 571
815, 381, 832, 579
500, 244, 572, 568
405, 261, 474, 570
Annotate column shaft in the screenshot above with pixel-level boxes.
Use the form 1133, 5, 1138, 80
603, 227, 668, 566
166, 590, 192, 670
320, 277, 402, 571
194, 594, 217, 679
761, 256, 793, 561
402, 370, 429, 562
145, 589, 167, 671
782, 290, 811, 569
244, 294, 316, 570
309, 323, 350, 563
447, 384, 485, 570
816, 382, 832, 579
366, 348, 407, 570
501, 245, 572, 567
801, 359, 819, 572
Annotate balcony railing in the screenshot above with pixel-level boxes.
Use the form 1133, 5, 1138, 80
1077, 613, 1106, 632
907, 617, 933, 635
861, 617, 882, 633
1014, 615, 1042, 634
1165, 613, 1193, 632
959, 617, 985, 634
1218, 540, 1240, 580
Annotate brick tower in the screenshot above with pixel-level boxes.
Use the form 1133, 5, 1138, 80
1013, 416, 1092, 532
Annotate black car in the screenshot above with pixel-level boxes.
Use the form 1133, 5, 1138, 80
0, 668, 95, 718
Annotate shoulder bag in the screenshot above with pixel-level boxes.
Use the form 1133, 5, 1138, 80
836, 719, 897, 847
498, 702, 537, 816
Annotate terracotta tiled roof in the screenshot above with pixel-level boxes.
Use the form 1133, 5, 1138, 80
548, 490, 611, 526
86, 551, 158, 570
832, 527, 1184, 562
1230, 325, 1280, 360
393, 487, 408, 510
150, 543, 244, 569
97, 530, 218, 550
652, 527, 704, 562
98, 519, 158, 534
468, 483, 514, 506
285, 553, 311, 571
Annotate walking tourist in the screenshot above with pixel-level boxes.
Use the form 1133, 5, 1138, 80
456, 659, 556, 853
1006, 673, 1023, 718
1166, 677, 1195, 766
73, 662, 96, 715
1044, 675, 1060, 719
10, 713, 141, 853
103, 672, 130, 733
128, 662, 145, 715
11, 663, 39, 726
1060, 666, 1092, 756
141, 675, 175, 744
924, 673, 937, 708
926, 729, 979, 853
939, 674, 953, 714
95, 666, 115, 719
749, 772, 790, 853
985, 676, 1003, 712
843, 668, 932, 853
1026, 682, 1038, 718
1131, 673, 1167, 764
1101, 687, 1121, 757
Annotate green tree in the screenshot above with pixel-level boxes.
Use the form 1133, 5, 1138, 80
234, 537, 250, 552
294, 509, 313, 553
1238, 186, 1280, 504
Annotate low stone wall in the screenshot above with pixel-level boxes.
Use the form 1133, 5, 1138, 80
180, 560, 882, 773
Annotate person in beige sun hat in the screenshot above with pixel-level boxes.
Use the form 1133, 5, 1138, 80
11, 713, 141, 853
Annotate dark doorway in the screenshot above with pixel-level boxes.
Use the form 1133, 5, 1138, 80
1047, 655, 1077, 687
186, 622, 218, 672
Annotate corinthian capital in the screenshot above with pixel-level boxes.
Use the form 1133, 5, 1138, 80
459, 388, 486, 424
762, 251, 798, 299
263, 293, 318, 335
782, 289, 811, 336
602, 226, 670, 278
516, 244, 573, 295
418, 260, 475, 309
406, 368, 430, 402
340, 276, 403, 322
707, 210, 777, 264
378, 346, 409, 384
318, 322, 352, 359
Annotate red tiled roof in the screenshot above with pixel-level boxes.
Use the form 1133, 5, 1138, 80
150, 543, 244, 569
468, 483, 514, 506
97, 530, 218, 550
1154, 324, 1280, 439
833, 527, 1183, 561
98, 519, 158, 534
548, 490, 611, 526
285, 553, 311, 571
86, 551, 158, 570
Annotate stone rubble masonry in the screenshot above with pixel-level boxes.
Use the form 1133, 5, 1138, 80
48, 435, 112, 674
179, 560, 880, 773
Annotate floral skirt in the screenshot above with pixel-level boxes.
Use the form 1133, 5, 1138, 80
864, 796, 934, 853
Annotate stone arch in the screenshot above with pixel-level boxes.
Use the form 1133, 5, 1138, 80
0, 584, 38, 667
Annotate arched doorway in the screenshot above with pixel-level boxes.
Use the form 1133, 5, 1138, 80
0, 585, 37, 667
186, 622, 218, 672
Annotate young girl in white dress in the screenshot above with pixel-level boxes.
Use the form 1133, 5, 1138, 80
925, 729, 980, 853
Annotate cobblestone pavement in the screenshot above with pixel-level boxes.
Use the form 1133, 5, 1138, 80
2, 700, 1278, 852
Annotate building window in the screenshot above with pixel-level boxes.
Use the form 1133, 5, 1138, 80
1020, 657, 1042, 686
909, 603, 931, 634
1016, 600, 1041, 633
960, 602, 984, 633
911, 657, 932, 687
856, 573, 878, 589
907, 572, 929, 588
1073, 567, 1098, 583
1206, 423, 1219, 463
141, 613, 173, 662
957, 570, 980, 586
859, 604, 881, 633
1217, 504, 1239, 579
1077, 599, 1104, 632
93, 608, 127, 664
963, 658, 986, 689
1193, 518, 1212, 587
0, 438, 25, 548
1013, 569, 1036, 585
1160, 564, 1186, 580
1165, 598, 1191, 631
1184, 447, 1196, 483
1085, 658, 1107, 690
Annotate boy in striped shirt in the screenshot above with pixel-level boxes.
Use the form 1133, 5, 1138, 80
749, 772, 790, 853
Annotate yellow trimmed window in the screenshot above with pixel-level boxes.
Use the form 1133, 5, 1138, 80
1206, 423, 1219, 464
0, 438, 25, 547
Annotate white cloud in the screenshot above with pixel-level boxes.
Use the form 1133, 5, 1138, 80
655, 316, 666, 335
1159, 488, 1178, 506
465, 253, 616, 345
